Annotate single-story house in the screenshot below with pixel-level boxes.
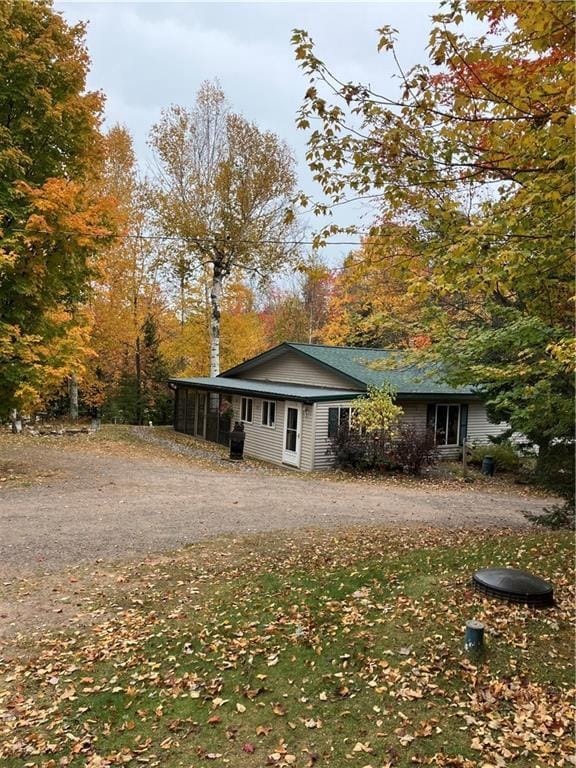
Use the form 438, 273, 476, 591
169, 342, 508, 471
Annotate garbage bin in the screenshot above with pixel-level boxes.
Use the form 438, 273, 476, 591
481, 456, 495, 476
229, 421, 245, 460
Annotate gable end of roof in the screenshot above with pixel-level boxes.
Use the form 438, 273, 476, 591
220, 342, 366, 387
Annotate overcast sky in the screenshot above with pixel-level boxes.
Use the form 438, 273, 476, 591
57, 1, 444, 265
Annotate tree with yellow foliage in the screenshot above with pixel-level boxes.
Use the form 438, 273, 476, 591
85, 126, 173, 424
0, 0, 113, 416
162, 279, 267, 378
149, 80, 299, 378
294, 0, 574, 463
322, 234, 429, 349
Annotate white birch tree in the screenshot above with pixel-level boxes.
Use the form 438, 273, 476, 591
149, 81, 299, 377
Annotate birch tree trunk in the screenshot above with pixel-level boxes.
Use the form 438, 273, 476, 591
180, 275, 185, 329
209, 264, 223, 377
10, 408, 21, 434
69, 373, 79, 421
149, 81, 298, 386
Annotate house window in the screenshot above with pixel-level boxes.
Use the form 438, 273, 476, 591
241, 397, 253, 423
434, 404, 460, 446
328, 406, 351, 438
261, 400, 276, 428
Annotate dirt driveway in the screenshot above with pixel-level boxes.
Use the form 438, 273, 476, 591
0, 429, 552, 578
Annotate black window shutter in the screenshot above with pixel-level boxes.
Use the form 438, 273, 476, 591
426, 403, 436, 431
459, 403, 469, 446
328, 407, 339, 438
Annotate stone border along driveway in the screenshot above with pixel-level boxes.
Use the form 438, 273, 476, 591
132, 425, 280, 473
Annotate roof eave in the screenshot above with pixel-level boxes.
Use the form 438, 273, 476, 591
168, 378, 363, 403
169, 378, 479, 402
395, 391, 480, 401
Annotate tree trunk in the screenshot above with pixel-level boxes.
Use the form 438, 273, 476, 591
69, 374, 79, 421
180, 273, 185, 329
209, 263, 224, 377
10, 408, 21, 434
135, 334, 142, 425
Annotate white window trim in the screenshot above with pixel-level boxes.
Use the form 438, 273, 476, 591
241, 397, 253, 424
434, 404, 460, 447
261, 399, 276, 429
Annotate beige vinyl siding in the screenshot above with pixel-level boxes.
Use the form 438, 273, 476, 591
314, 399, 433, 469
230, 395, 314, 470
435, 445, 461, 459
393, 400, 469, 461
394, 401, 508, 442
466, 401, 509, 445
398, 401, 426, 427
231, 396, 284, 466
313, 400, 358, 470
410, 400, 509, 458
300, 405, 315, 472
433, 401, 509, 458
313, 398, 509, 468
243, 351, 353, 389
224, 392, 509, 471
402, 401, 508, 458
411, 400, 508, 453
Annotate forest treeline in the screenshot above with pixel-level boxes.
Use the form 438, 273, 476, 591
0, 2, 425, 426
0, 0, 573, 469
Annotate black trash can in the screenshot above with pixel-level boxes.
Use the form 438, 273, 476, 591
229, 422, 245, 461
481, 456, 495, 476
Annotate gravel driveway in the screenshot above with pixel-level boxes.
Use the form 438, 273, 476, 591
0, 430, 552, 578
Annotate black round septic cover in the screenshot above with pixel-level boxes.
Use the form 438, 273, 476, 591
472, 567, 554, 607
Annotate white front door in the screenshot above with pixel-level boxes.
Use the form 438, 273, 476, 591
282, 401, 302, 467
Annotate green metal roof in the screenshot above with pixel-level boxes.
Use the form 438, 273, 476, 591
222, 342, 478, 397
289, 343, 476, 395
169, 377, 363, 403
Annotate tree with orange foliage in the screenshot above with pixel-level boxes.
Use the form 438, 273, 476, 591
294, 1, 574, 468
0, 0, 113, 416
322, 235, 429, 349
261, 257, 333, 345
84, 126, 173, 424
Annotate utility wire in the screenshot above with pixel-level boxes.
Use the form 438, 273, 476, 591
6, 227, 559, 280
4, 228, 383, 247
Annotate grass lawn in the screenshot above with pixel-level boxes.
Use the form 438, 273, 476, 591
1, 527, 573, 767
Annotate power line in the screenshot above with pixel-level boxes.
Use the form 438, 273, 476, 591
8, 226, 556, 280
3, 228, 385, 247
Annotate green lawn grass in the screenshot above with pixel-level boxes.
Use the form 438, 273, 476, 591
1, 527, 573, 767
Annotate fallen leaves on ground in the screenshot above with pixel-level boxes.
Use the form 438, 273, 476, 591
0, 527, 573, 767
